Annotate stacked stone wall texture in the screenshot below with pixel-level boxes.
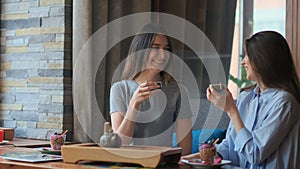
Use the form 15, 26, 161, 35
0, 0, 72, 140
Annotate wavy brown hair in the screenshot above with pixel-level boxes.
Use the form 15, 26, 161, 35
245, 31, 300, 103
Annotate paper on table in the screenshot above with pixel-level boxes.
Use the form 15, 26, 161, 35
0, 140, 9, 145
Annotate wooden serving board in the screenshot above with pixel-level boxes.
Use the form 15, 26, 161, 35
61, 143, 182, 168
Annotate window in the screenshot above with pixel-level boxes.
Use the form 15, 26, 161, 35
228, 0, 286, 98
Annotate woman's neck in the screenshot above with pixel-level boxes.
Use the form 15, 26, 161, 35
134, 70, 163, 84
257, 81, 267, 92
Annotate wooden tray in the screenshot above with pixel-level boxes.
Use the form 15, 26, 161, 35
61, 143, 182, 168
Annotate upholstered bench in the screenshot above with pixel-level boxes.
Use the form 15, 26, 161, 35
172, 129, 226, 153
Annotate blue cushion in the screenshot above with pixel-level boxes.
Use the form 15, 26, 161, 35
172, 129, 226, 153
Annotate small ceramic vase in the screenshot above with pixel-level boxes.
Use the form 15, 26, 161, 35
99, 122, 122, 148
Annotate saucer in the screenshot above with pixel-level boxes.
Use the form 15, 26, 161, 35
181, 159, 231, 168
33, 147, 61, 155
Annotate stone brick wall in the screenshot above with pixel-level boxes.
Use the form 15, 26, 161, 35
0, 0, 72, 140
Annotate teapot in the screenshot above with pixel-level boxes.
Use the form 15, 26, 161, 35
99, 122, 122, 148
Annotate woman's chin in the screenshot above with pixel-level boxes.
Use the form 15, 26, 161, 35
146, 66, 165, 72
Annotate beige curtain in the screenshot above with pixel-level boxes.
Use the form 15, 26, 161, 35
286, 0, 300, 77
72, 0, 236, 142
72, 0, 151, 142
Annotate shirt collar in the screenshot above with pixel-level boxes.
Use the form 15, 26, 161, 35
253, 85, 260, 99
252, 85, 277, 101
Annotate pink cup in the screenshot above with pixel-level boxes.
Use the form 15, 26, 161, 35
199, 143, 216, 164
0, 130, 4, 142
50, 133, 66, 150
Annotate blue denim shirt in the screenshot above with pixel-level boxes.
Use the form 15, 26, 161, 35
217, 85, 300, 169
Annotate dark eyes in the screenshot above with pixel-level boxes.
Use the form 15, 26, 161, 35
151, 46, 170, 51
241, 54, 245, 59
241, 54, 249, 60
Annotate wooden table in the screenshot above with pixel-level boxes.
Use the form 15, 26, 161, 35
3, 138, 77, 148
0, 139, 244, 169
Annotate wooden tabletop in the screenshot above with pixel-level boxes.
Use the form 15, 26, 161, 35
4, 138, 50, 147
0, 139, 244, 169
0, 147, 244, 169
3, 138, 78, 148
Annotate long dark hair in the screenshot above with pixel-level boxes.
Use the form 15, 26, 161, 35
245, 31, 300, 103
121, 23, 174, 83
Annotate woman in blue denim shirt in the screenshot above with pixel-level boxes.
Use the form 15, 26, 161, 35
207, 31, 300, 169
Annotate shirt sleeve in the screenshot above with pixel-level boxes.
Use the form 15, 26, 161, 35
217, 122, 240, 166
109, 82, 127, 114
234, 95, 298, 164
216, 126, 231, 159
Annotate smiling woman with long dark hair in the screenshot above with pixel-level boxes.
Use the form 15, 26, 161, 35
204, 31, 300, 169
110, 23, 192, 155
245, 31, 300, 103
